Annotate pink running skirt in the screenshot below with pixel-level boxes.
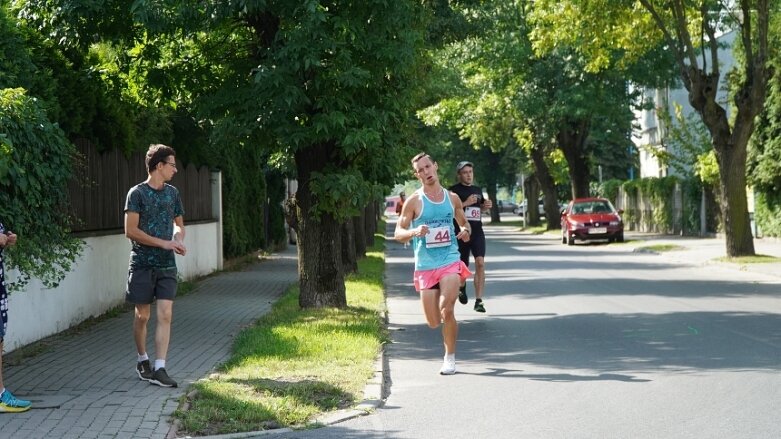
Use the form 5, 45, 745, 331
413, 260, 472, 292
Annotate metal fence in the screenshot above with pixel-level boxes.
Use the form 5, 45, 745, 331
68, 140, 215, 234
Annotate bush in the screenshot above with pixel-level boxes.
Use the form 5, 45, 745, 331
0, 88, 83, 290
755, 190, 781, 237
595, 178, 622, 204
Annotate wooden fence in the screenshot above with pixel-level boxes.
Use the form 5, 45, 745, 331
68, 140, 215, 233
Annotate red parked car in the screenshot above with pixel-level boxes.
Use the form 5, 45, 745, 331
561, 197, 624, 245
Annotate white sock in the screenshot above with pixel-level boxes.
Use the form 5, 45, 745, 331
137, 353, 149, 362
445, 353, 455, 361
0, 387, 5, 396
154, 359, 166, 370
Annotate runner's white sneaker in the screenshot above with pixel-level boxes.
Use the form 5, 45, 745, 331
439, 355, 456, 375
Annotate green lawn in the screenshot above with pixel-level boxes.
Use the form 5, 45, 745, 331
174, 234, 387, 435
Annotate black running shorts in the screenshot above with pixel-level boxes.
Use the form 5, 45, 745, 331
457, 230, 486, 266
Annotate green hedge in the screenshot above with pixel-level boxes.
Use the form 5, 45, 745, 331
755, 191, 781, 237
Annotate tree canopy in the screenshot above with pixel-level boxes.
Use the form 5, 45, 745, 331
530, 0, 775, 256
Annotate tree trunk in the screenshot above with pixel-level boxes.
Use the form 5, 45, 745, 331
714, 140, 755, 256
353, 213, 367, 258
557, 119, 591, 199
482, 149, 501, 222
523, 174, 541, 226
295, 143, 347, 308
682, 64, 759, 256
530, 145, 561, 230
341, 219, 358, 274
364, 203, 376, 247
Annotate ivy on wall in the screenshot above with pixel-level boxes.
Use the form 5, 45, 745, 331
620, 176, 718, 235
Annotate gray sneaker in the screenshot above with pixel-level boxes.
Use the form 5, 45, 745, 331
150, 368, 178, 388
136, 360, 153, 381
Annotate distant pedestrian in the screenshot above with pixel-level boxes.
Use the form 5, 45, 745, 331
395, 153, 472, 375
0, 222, 31, 413
449, 161, 492, 312
124, 144, 186, 388
395, 192, 406, 216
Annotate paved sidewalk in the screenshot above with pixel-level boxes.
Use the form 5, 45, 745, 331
624, 232, 781, 280
0, 246, 298, 439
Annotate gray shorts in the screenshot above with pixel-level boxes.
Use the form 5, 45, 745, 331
125, 267, 178, 304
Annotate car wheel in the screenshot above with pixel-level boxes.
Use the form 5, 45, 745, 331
617, 232, 624, 243
567, 234, 574, 246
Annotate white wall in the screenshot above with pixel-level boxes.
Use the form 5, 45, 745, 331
5, 221, 221, 351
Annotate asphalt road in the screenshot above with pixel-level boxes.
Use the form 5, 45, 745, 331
274, 222, 781, 439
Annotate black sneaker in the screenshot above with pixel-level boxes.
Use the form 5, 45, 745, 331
458, 285, 468, 305
474, 299, 485, 313
150, 368, 178, 388
136, 360, 153, 381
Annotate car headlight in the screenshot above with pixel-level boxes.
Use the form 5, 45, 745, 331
609, 220, 620, 226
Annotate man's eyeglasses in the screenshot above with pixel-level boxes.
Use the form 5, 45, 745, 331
164, 161, 177, 169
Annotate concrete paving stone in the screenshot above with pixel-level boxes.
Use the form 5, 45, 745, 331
120, 416, 143, 431
75, 417, 95, 428
106, 419, 125, 428
113, 407, 132, 416
0, 417, 29, 431
140, 421, 159, 430
82, 407, 102, 419
45, 409, 67, 420
51, 414, 77, 427
36, 419, 61, 431
48, 429, 74, 438
130, 408, 150, 418
98, 427, 120, 436
89, 418, 110, 429
67, 426, 88, 436
134, 428, 155, 437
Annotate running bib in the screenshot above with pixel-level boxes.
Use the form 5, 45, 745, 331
465, 206, 482, 221
425, 226, 451, 248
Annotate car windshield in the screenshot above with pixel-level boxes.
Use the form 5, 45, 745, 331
571, 201, 614, 214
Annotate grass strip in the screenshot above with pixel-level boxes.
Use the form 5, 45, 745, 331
174, 233, 387, 436
715, 254, 781, 264
637, 244, 685, 252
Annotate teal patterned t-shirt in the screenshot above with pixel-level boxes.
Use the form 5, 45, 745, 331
124, 183, 185, 269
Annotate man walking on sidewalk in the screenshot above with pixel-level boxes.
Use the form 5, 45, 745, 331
124, 144, 186, 388
395, 152, 472, 375
449, 161, 492, 312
